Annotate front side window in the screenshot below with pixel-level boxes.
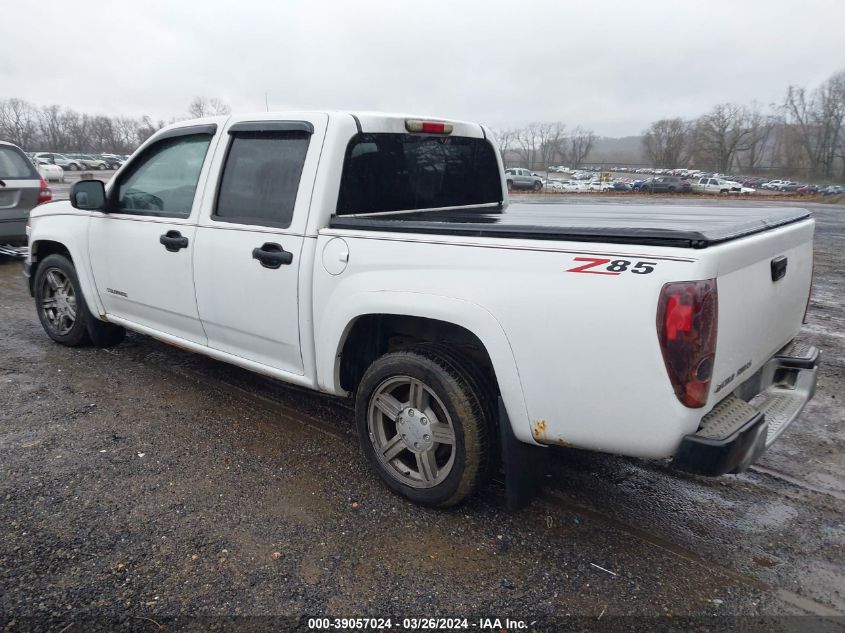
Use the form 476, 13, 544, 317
215, 130, 310, 227
116, 133, 212, 217
337, 133, 501, 215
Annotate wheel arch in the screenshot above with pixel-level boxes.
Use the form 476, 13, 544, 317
29, 231, 105, 319
28, 239, 73, 296
315, 292, 534, 444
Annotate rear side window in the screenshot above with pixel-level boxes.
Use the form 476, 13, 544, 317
336, 133, 501, 215
0, 146, 38, 180
215, 131, 310, 227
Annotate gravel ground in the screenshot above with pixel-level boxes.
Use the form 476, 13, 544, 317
1, 196, 843, 632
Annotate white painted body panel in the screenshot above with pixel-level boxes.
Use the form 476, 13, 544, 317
26, 111, 815, 461
192, 112, 330, 375
88, 215, 206, 344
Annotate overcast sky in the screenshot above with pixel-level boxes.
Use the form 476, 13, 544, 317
3, 0, 843, 136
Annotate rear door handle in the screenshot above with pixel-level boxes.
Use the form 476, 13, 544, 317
252, 242, 293, 269
159, 230, 189, 252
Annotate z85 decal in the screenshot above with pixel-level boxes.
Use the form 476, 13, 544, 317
566, 257, 657, 275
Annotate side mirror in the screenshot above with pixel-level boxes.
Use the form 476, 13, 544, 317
70, 179, 107, 211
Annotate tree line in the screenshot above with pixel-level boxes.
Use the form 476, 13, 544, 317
642, 69, 845, 179
494, 123, 596, 171
0, 96, 231, 155
3, 70, 843, 180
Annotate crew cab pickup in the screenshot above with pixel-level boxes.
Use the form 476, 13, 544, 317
25, 112, 819, 508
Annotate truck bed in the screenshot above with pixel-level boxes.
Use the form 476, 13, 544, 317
329, 203, 811, 249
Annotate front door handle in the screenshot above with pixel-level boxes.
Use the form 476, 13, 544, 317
252, 242, 293, 269
159, 230, 189, 252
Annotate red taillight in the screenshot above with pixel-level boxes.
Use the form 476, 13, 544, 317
37, 177, 52, 204
405, 119, 453, 134
657, 279, 718, 408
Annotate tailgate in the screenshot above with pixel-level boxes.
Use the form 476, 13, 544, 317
708, 218, 814, 404
0, 180, 39, 213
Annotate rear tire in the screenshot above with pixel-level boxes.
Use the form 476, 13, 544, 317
34, 254, 125, 348
356, 346, 492, 507
533, 181, 543, 192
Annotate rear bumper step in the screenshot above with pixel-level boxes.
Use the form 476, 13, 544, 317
673, 340, 819, 476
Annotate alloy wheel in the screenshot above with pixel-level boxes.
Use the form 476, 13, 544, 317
367, 375, 457, 489
40, 267, 77, 336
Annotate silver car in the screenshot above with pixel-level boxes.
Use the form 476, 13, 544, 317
1, 141, 51, 245
504, 167, 544, 191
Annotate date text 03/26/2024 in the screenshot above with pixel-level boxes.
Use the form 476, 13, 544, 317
307, 617, 532, 630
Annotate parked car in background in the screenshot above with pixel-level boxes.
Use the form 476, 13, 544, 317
821, 185, 844, 196
743, 177, 769, 188
762, 180, 801, 192
33, 152, 83, 171
98, 154, 124, 170
34, 158, 65, 183
67, 153, 108, 170
692, 177, 736, 194
584, 180, 615, 192
611, 181, 632, 191
638, 176, 692, 193
722, 180, 756, 194
797, 184, 820, 195
0, 141, 52, 244
504, 168, 544, 191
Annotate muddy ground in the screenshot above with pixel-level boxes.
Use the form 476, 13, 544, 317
1, 196, 843, 632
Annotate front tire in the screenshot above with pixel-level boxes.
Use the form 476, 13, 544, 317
34, 254, 125, 348
356, 347, 492, 507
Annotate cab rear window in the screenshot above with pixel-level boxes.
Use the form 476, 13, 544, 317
0, 146, 38, 180
336, 133, 501, 215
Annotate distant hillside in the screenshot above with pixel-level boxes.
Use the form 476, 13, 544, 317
585, 135, 646, 166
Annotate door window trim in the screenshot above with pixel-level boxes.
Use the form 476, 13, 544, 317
210, 122, 314, 229
106, 124, 217, 219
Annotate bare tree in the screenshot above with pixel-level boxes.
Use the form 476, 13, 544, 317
734, 104, 774, 172
538, 122, 566, 170
690, 103, 753, 173
566, 127, 596, 168
642, 118, 688, 168
781, 71, 845, 179
514, 123, 542, 168
187, 96, 232, 119
491, 128, 518, 163
37, 105, 68, 151
0, 98, 39, 148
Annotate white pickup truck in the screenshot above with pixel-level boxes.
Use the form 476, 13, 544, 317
25, 112, 819, 508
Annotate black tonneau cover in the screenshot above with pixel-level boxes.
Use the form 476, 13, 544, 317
328, 203, 811, 249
